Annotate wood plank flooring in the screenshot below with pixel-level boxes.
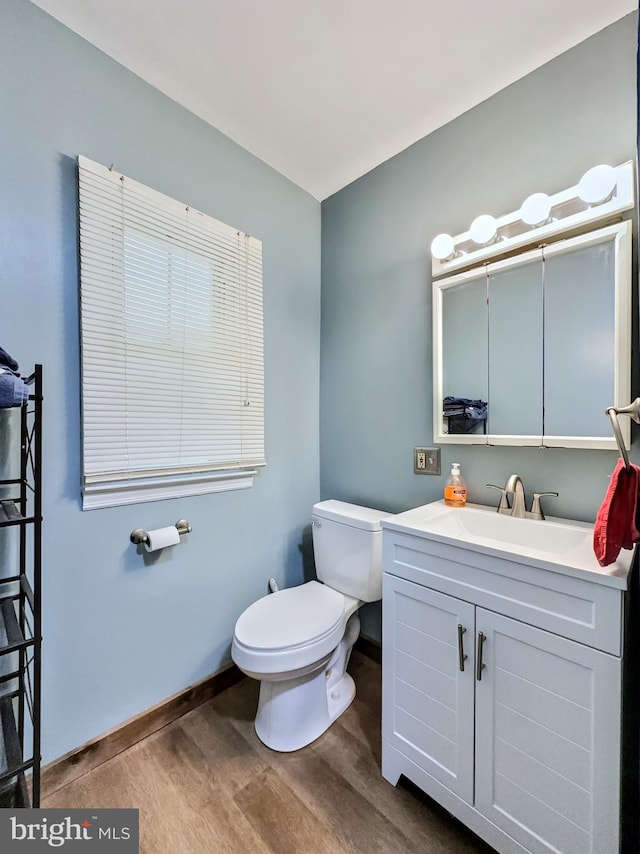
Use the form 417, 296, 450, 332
44, 652, 494, 853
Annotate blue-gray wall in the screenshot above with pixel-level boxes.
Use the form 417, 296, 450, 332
1, 0, 321, 763
321, 13, 638, 640
2, 0, 637, 763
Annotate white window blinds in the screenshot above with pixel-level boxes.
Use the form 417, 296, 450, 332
78, 156, 265, 510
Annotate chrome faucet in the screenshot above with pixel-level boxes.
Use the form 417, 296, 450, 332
486, 474, 558, 520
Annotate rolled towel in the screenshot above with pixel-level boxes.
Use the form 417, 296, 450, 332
0, 346, 19, 373
0, 373, 29, 408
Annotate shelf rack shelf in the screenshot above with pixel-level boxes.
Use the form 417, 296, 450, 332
0, 364, 42, 807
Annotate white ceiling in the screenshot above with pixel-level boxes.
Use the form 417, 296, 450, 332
30, 0, 637, 200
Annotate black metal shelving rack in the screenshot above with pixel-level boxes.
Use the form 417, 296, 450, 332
0, 365, 42, 807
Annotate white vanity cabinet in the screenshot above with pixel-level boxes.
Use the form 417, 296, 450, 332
381, 518, 629, 854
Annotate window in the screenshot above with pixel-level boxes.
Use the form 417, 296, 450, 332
78, 156, 265, 510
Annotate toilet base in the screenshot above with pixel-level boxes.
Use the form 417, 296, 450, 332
254, 613, 360, 752
255, 669, 356, 752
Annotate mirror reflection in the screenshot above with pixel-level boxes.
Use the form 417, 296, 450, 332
434, 221, 631, 449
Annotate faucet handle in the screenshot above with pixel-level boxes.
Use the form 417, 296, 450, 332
486, 484, 510, 514
530, 491, 558, 521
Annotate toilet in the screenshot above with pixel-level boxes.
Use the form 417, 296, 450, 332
231, 499, 389, 752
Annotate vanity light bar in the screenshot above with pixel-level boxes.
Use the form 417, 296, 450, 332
431, 161, 635, 278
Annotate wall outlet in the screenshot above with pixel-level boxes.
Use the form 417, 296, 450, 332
414, 447, 441, 475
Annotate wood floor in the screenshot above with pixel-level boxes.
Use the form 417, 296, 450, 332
43, 652, 494, 853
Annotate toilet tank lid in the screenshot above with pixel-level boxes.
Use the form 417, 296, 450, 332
312, 499, 391, 531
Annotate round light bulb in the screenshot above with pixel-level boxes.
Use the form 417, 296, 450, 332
469, 214, 497, 245
577, 164, 617, 205
431, 233, 456, 261
519, 192, 551, 226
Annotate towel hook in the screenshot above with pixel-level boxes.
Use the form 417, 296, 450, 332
606, 399, 640, 470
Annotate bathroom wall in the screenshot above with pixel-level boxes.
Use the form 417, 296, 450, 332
2, 0, 636, 763
320, 13, 639, 640
0, 0, 321, 763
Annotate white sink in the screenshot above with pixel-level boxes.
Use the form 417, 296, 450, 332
382, 500, 633, 587
421, 503, 587, 554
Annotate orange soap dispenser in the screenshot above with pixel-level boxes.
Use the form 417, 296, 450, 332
444, 462, 467, 508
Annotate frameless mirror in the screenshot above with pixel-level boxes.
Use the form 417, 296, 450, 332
488, 256, 543, 438
433, 221, 631, 449
441, 273, 488, 417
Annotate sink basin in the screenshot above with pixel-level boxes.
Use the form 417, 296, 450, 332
382, 500, 633, 586
423, 504, 587, 554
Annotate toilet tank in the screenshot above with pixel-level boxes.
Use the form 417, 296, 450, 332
312, 500, 391, 602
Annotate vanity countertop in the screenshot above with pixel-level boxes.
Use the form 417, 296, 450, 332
382, 499, 634, 590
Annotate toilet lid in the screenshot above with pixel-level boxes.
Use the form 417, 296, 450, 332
234, 581, 345, 651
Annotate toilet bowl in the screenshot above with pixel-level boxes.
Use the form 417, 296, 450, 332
231, 499, 389, 752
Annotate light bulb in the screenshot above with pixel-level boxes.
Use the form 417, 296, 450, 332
519, 193, 551, 226
577, 164, 617, 205
469, 214, 497, 245
431, 233, 456, 261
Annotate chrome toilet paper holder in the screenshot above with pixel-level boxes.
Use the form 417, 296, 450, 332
130, 519, 192, 546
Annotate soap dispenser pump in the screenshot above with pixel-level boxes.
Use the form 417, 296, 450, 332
444, 462, 467, 508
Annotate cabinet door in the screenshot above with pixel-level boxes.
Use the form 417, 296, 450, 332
474, 609, 621, 854
488, 257, 543, 437
382, 574, 475, 802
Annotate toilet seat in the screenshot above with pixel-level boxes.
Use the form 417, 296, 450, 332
232, 581, 349, 676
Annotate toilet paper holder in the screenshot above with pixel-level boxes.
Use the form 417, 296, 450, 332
130, 519, 192, 546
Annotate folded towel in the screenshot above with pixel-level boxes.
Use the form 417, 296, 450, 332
443, 396, 487, 420
0, 346, 19, 373
593, 459, 640, 566
0, 373, 29, 408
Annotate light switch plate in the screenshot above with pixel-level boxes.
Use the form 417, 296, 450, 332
414, 447, 441, 475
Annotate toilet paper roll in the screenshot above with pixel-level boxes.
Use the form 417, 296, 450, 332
144, 526, 181, 552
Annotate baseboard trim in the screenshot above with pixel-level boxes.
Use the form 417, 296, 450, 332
42, 662, 244, 798
44, 637, 380, 798
354, 632, 382, 664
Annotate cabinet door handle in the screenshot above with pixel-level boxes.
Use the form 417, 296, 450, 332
457, 624, 467, 672
476, 631, 486, 681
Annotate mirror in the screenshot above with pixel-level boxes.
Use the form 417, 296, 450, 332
433, 221, 631, 449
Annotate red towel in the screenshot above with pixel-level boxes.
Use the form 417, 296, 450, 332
593, 459, 640, 566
